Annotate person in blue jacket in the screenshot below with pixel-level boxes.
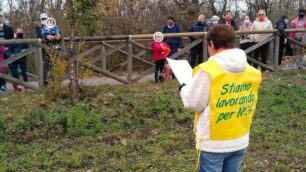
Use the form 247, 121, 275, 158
162, 17, 183, 58
189, 14, 209, 68
6, 27, 29, 93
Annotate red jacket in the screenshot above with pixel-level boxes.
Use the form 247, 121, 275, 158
151, 41, 171, 62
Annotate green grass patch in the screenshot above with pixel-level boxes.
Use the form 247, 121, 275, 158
0, 70, 305, 171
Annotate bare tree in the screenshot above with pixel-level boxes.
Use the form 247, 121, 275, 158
67, 0, 79, 100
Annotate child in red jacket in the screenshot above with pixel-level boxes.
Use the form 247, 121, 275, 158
151, 40, 170, 83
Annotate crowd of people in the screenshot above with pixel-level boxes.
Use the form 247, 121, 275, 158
0, 12, 61, 93
152, 8, 306, 83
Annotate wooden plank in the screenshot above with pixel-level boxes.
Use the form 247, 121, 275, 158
20, 71, 39, 79
273, 35, 280, 66
91, 43, 126, 64
34, 46, 44, 87
268, 38, 274, 64
76, 45, 101, 59
104, 43, 127, 57
78, 60, 128, 84
127, 40, 133, 82
202, 34, 208, 61
287, 37, 306, 48
101, 43, 106, 70
132, 67, 155, 82
246, 55, 276, 71
109, 50, 148, 72
168, 38, 203, 59
0, 73, 39, 90
0, 47, 35, 68
244, 36, 275, 54
103, 42, 154, 66
129, 39, 152, 51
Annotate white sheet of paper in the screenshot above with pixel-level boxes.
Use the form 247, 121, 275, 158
166, 58, 193, 85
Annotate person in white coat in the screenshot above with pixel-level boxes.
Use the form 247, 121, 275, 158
251, 9, 273, 70
180, 24, 262, 172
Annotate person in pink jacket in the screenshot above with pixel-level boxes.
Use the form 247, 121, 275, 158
151, 39, 170, 83
290, 8, 306, 69
0, 44, 8, 92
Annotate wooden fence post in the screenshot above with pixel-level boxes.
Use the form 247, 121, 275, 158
273, 34, 280, 66
235, 35, 240, 48
127, 38, 133, 82
34, 44, 44, 87
268, 36, 274, 65
203, 33, 208, 61
101, 42, 106, 70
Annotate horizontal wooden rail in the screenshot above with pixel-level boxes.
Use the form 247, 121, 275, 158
0, 29, 304, 44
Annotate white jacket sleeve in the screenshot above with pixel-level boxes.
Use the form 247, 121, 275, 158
179, 70, 211, 112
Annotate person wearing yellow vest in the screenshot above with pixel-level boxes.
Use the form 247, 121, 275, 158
180, 25, 262, 172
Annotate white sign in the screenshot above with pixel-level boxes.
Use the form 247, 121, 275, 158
166, 58, 193, 85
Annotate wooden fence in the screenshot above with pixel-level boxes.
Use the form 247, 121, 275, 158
0, 29, 305, 89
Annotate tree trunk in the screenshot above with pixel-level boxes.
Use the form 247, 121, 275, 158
40, 0, 45, 13
67, 0, 79, 100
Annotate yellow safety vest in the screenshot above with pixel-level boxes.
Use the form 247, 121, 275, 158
193, 60, 262, 140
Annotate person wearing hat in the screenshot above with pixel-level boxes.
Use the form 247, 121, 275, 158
0, 13, 14, 92
36, 13, 61, 49
219, 11, 239, 30
290, 8, 306, 69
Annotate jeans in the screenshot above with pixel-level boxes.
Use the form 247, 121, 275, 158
198, 149, 246, 172
10, 60, 28, 82
190, 43, 203, 68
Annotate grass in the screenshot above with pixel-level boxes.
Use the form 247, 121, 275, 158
0, 70, 305, 171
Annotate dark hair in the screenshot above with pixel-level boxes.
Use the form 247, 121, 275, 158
167, 17, 176, 22
280, 15, 288, 21
207, 24, 235, 50
224, 10, 232, 15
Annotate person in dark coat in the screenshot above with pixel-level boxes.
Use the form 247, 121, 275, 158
219, 10, 239, 30
189, 14, 209, 68
276, 15, 291, 65
6, 28, 29, 93
162, 17, 183, 58
0, 14, 14, 92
